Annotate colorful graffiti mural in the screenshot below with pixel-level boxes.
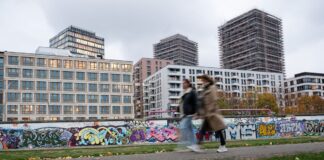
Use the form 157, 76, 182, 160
1, 117, 324, 150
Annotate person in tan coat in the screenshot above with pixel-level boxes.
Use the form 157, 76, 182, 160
197, 75, 228, 152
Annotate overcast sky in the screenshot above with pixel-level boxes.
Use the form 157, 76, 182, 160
0, 0, 323, 77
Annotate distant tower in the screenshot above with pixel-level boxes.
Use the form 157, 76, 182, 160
50, 25, 105, 57
154, 34, 198, 66
219, 9, 285, 74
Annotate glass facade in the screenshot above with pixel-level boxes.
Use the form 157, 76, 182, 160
2, 53, 133, 121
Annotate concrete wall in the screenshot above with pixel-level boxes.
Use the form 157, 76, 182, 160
0, 116, 324, 150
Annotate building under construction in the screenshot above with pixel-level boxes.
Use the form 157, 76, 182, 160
219, 9, 285, 74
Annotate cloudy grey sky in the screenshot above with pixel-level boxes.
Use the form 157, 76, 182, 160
0, 0, 323, 77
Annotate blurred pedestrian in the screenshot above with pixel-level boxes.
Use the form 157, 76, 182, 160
197, 75, 227, 153
178, 79, 202, 152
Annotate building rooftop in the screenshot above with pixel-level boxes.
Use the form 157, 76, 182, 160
295, 72, 324, 78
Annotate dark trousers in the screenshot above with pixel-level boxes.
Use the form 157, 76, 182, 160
198, 120, 226, 146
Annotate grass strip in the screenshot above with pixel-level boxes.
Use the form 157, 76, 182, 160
0, 136, 324, 160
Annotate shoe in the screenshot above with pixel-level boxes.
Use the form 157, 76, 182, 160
187, 145, 203, 153
217, 145, 228, 153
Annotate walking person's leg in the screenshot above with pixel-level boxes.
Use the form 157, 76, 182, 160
216, 129, 228, 153
186, 117, 202, 153
178, 117, 189, 148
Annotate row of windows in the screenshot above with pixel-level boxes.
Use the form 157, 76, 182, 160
7, 93, 131, 103
6, 69, 131, 82
7, 105, 132, 115
6, 81, 132, 93
7, 56, 132, 71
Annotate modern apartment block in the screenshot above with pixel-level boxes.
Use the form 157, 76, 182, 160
154, 34, 198, 66
143, 65, 284, 119
133, 58, 173, 119
219, 9, 285, 74
284, 72, 324, 106
0, 48, 133, 122
50, 26, 105, 58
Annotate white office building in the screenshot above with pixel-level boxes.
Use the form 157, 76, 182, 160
143, 65, 284, 119
0, 47, 134, 122
284, 72, 324, 106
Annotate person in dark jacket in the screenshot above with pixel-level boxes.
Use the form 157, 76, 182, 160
178, 79, 202, 152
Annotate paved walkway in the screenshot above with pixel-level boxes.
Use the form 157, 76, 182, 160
75, 142, 324, 160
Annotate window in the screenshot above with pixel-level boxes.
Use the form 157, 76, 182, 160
36, 70, 47, 79
75, 83, 86, 91
50, 82, 61, 91
88, 95, 98, 103
88, 72, 98, 81
76, 72, 85, 80
76, 94, 85, 103
100, 73, 109, 81
63, 94, 74, 103
90, 62, 97, 70
64, 83, 73, 91
36, 105, 46, 114
49, 59, 61, 68
88, 83, 97, 92
23, 69, 33, 78
100, 106, 110, 114
37, 81, 46, 90
22, 57, 34, 66
50, 94, 60, 102
100, 84, 109, 92
0, 57, 3, 67
8, 56, 19, 65
123, 96, 131, 103
111, 63, 119, 71
64, 60, 73, 68
99, 63, 109, 70
22, 81, 34, 90
64, 106, 73, 114
74, 106, 86, 114
64, 117, 73, 120
75, 61, 86, 69
111, 74, 121, 82
111, 95, 121, 103
36, 117, 45, 121
8, 80, 18, 90
7, 93, 20, 102
121, 85, 132, 93
7, 105, 18, 114
123, 106, 132, 114
50, 70, 60, 79
37, 58, 46, 66
123, 74, 131, 82
7, 68, 19, 77
35, 93, 48, 102
21, 105, 34, 114
89, 106, 97, 114
49, 105, 61, 114
112, 84, 120, 93
121, 64, 132, 72
63, 71, 74, 80
22, 93, 33, 102
101, 95, 109, 103
112, 106, 120, 114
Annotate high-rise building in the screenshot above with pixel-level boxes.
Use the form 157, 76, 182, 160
219, 9, 285, 74
154, 34, 198, 66
133, 58, 173, 119
143, 65, 284, 119
284, 72, 324, 107
0, 48, 133, 122
50, 26, 105, 58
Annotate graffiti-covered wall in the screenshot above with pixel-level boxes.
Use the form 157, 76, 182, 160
1, 116, 324, 150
